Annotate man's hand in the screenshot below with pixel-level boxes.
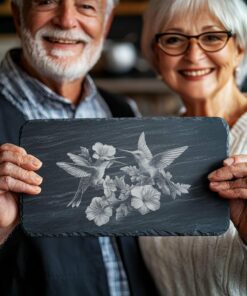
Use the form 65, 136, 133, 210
208, 155, 247, 244
0, 144, 42, 242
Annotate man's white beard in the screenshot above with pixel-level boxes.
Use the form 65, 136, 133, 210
21, 25, 104, 83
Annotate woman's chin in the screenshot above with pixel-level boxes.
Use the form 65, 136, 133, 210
179, 90, 214, 102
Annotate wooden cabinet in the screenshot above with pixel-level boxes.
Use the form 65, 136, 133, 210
115, 0, 148, 15
95, 77, 183, 116
0, 0, 11, 15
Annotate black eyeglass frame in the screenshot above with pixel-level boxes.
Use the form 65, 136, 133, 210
155, 31, 233, 56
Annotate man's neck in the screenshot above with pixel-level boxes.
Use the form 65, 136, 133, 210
20, 55, 85, 105
45, 81, 85, 106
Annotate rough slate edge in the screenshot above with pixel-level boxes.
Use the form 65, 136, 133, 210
18, 117, 230, 238
19, 117, 230, 237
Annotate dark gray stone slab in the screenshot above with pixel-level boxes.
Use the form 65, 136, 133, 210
19, 118, 229, 237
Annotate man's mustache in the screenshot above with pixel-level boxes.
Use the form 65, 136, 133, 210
37, 27, 92, 44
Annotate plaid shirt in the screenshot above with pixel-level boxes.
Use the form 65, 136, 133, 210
0, 49, 130, 296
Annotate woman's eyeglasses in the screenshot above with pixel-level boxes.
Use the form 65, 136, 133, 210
155, 31, 233, 56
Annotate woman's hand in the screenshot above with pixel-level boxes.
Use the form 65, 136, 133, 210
0, 144, 43, 243
208, 155, 247, 244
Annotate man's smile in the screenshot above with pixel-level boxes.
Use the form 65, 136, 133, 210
44, 36, 84, 45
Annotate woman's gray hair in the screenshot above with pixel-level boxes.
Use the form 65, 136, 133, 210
142, 0, 247, 85
11, 0, 119, 18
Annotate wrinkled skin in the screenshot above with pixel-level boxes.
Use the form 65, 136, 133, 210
209, 155, 247, 243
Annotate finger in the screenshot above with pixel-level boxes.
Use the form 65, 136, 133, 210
217, 188, 247, 199
0, 192, 19, 228
0, 150, 42, 171
224, 155, 247, 166
0, 176, 41, 195
0, 163, 43, 185
0, 143, 27, 155
208, 163, 247, 181
210, 177, 247, 191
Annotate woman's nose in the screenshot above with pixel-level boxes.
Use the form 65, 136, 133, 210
53, 1, 78, 29
184, 39, 206, 62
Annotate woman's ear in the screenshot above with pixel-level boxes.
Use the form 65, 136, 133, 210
235, 44, 245, 67
11, 2, 22, 38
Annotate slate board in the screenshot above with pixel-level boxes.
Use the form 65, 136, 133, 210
20, 118, 230, 237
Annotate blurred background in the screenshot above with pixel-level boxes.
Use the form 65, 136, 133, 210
1, 0, 247, 116
0, 0, 183, 116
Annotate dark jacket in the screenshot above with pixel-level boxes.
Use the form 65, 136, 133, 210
0, 91, 158, 296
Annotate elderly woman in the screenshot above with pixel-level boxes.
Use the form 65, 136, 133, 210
140, 0, 247, 295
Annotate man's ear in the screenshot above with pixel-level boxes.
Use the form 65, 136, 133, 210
11, 2, 22, 37
104, 10, 114, 38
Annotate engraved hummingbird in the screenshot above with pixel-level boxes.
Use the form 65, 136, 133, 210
120, 132, 190, 199
57, 146, 124, 208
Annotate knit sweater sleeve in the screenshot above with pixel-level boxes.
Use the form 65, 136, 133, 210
139, 222, 247, 296
139, 112, 247, 296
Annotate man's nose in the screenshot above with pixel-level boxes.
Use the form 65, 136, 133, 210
53, 1, 78, 29
184, 39, 206, 62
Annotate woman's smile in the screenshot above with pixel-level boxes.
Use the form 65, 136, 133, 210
178, 68, 214, 80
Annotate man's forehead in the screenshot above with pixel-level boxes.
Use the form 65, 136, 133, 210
23, 0, 109, 16
28, 0, 107, 4
27, 0, 108, 8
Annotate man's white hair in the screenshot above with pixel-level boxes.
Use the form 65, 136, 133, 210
106, 0, 119, 17
142, 0, 247, 85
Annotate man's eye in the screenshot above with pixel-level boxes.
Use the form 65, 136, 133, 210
81, 4, 94, 9
34, 0, 55, 5
76, 1, 99, 16
32, 0, 58, 8
77, 6, 98, 16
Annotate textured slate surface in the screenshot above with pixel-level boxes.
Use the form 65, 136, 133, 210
19, 118, 229, 237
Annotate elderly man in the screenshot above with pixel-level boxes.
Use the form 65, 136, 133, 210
0, 1, 157, 295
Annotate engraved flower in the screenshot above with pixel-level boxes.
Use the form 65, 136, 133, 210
131, 185, 161, 215
120, 166, 143, 183
116, 204, 129, 221
92, 143, 116, 160
103, 176, 117, 197
86, 197, 113, 226
115, 176, 131, 201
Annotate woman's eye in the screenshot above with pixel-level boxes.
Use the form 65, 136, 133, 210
167, 38, 178, 44
203, 35, 222, 42
164, 36, 183, 45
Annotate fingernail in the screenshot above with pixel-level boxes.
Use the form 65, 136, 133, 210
224, 158, 234, 166
208, 172, 215, 179
210, 182, 219, 187
32, 159, 42, 168
34, 187, 41, 194
34, 175, 43, 184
